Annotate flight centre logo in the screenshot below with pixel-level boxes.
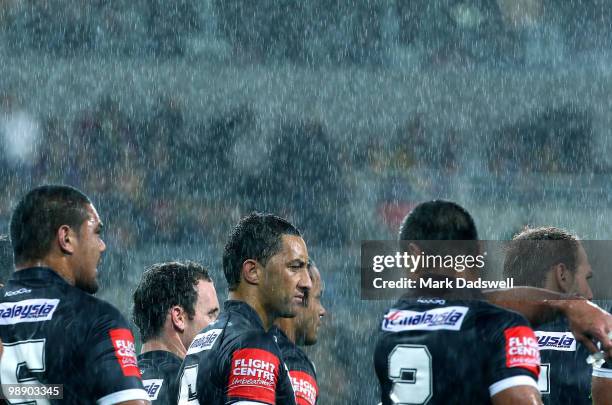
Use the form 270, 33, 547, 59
504, 326, 541, 376
289, 370, 318, 405
381, 306, 469, 332
534, 331, 577, 352
228, 348, 280, 404
110, 328, 140, 377
0, 298, 59, 324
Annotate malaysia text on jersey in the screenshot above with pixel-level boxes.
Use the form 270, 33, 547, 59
374, 297, 540, 405
270, 327, 318, 405
138, 350, 182, 404
177, 300, 297, 405
0, 267, 148, 404
534, 318, 593, 404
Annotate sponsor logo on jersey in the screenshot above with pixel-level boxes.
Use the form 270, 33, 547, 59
228, 348, 279, 405
289, 370, 318, 405
535, 331, 577, 351
0, 298, 59, 324
186, 328, 222, 355
143, 379, 164, 400
4, 288, 32, 297
110, 328, 140, 378
381, 306, 469, 332
416, 298, 446, 305
505, 326, 541, 376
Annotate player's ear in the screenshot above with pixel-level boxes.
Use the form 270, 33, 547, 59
170, 305, 186, 332
553, 262, 572, 293
57, 225, 76, 255
241, 259, 260, 285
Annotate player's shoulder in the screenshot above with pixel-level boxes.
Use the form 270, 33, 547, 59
138, 351, 182, 379
470, 299, 530, 327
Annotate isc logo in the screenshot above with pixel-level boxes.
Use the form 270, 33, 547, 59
143, 379, 164, 400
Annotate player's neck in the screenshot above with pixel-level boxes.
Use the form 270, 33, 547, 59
141, 335, 186, 359
275, 319, 297, 344
228, 290, 274, 331
15, 256, 75, 286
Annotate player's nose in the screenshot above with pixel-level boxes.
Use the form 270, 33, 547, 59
298, 269, 313, 291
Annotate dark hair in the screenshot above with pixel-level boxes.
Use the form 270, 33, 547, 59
0, 235, 13, 284
398, 200, 479, 257
10, 185, 91, 265
503, 226, 579, 287
223, 212, 301, 291
399, 200, 478, 241
132, 261, 212, 342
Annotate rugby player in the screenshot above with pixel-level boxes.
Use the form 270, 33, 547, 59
503, 227, 612, 404
0, 185, 149, 404
273, 261, 326, 405
375, 200, 543, 404
177, 212, 312, 404
133, 261, 220, 404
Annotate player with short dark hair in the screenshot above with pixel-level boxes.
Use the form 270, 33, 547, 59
503, 226, 612, 404
504, 227, 584, 291
133, 261, 219, 404
273, 261, 326, 405
177, 212, 311, 404
0, 185, 149, 404
375, 200, 543, 404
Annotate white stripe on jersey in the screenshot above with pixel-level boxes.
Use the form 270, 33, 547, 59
233, 402, 272, 405
97, 388, 150, 405
593, 366, 612, 379
489, 375, 539, 397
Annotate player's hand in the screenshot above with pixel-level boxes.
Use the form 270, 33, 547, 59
560, 299, 612, 356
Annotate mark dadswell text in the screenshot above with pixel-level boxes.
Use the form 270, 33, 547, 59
372, 277, 515, 289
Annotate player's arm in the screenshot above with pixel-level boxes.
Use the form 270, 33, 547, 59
491, 385, 542, 405
592, 377, 612, 405
484, 287, 612, 355
84, 304, 150, 405
591, 362, 612, 405
224, 332, 296, 405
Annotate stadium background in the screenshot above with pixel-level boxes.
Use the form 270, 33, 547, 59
0, 0, 612, 403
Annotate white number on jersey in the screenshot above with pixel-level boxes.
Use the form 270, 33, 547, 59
178, 364, 199, 404
388, 344, 433, 405
0, 339, 51, 405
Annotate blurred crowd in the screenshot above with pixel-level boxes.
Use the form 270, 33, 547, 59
0, 0, 611, 65
0, 92, 353, 249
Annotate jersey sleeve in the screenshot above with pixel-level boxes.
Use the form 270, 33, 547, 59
593, 361, 612, 379
481, 311, 541, 398
82, 302, 149, 405
222, 331, 296, 405
283, 351, 318, 405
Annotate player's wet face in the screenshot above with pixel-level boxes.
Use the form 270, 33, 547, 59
296, 267, 326, 346
568, 244, 593, 300
72, 204, 106, 294
261, 235, 311, 319
183, 280, 220, 349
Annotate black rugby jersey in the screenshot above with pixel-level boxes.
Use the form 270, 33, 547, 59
138, 350, 182, 404
374, 297, 540, 405
0, 267, 148, 404
177, 300, 296, 405
534, 318, 592, 404
270, 327, 318, 405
